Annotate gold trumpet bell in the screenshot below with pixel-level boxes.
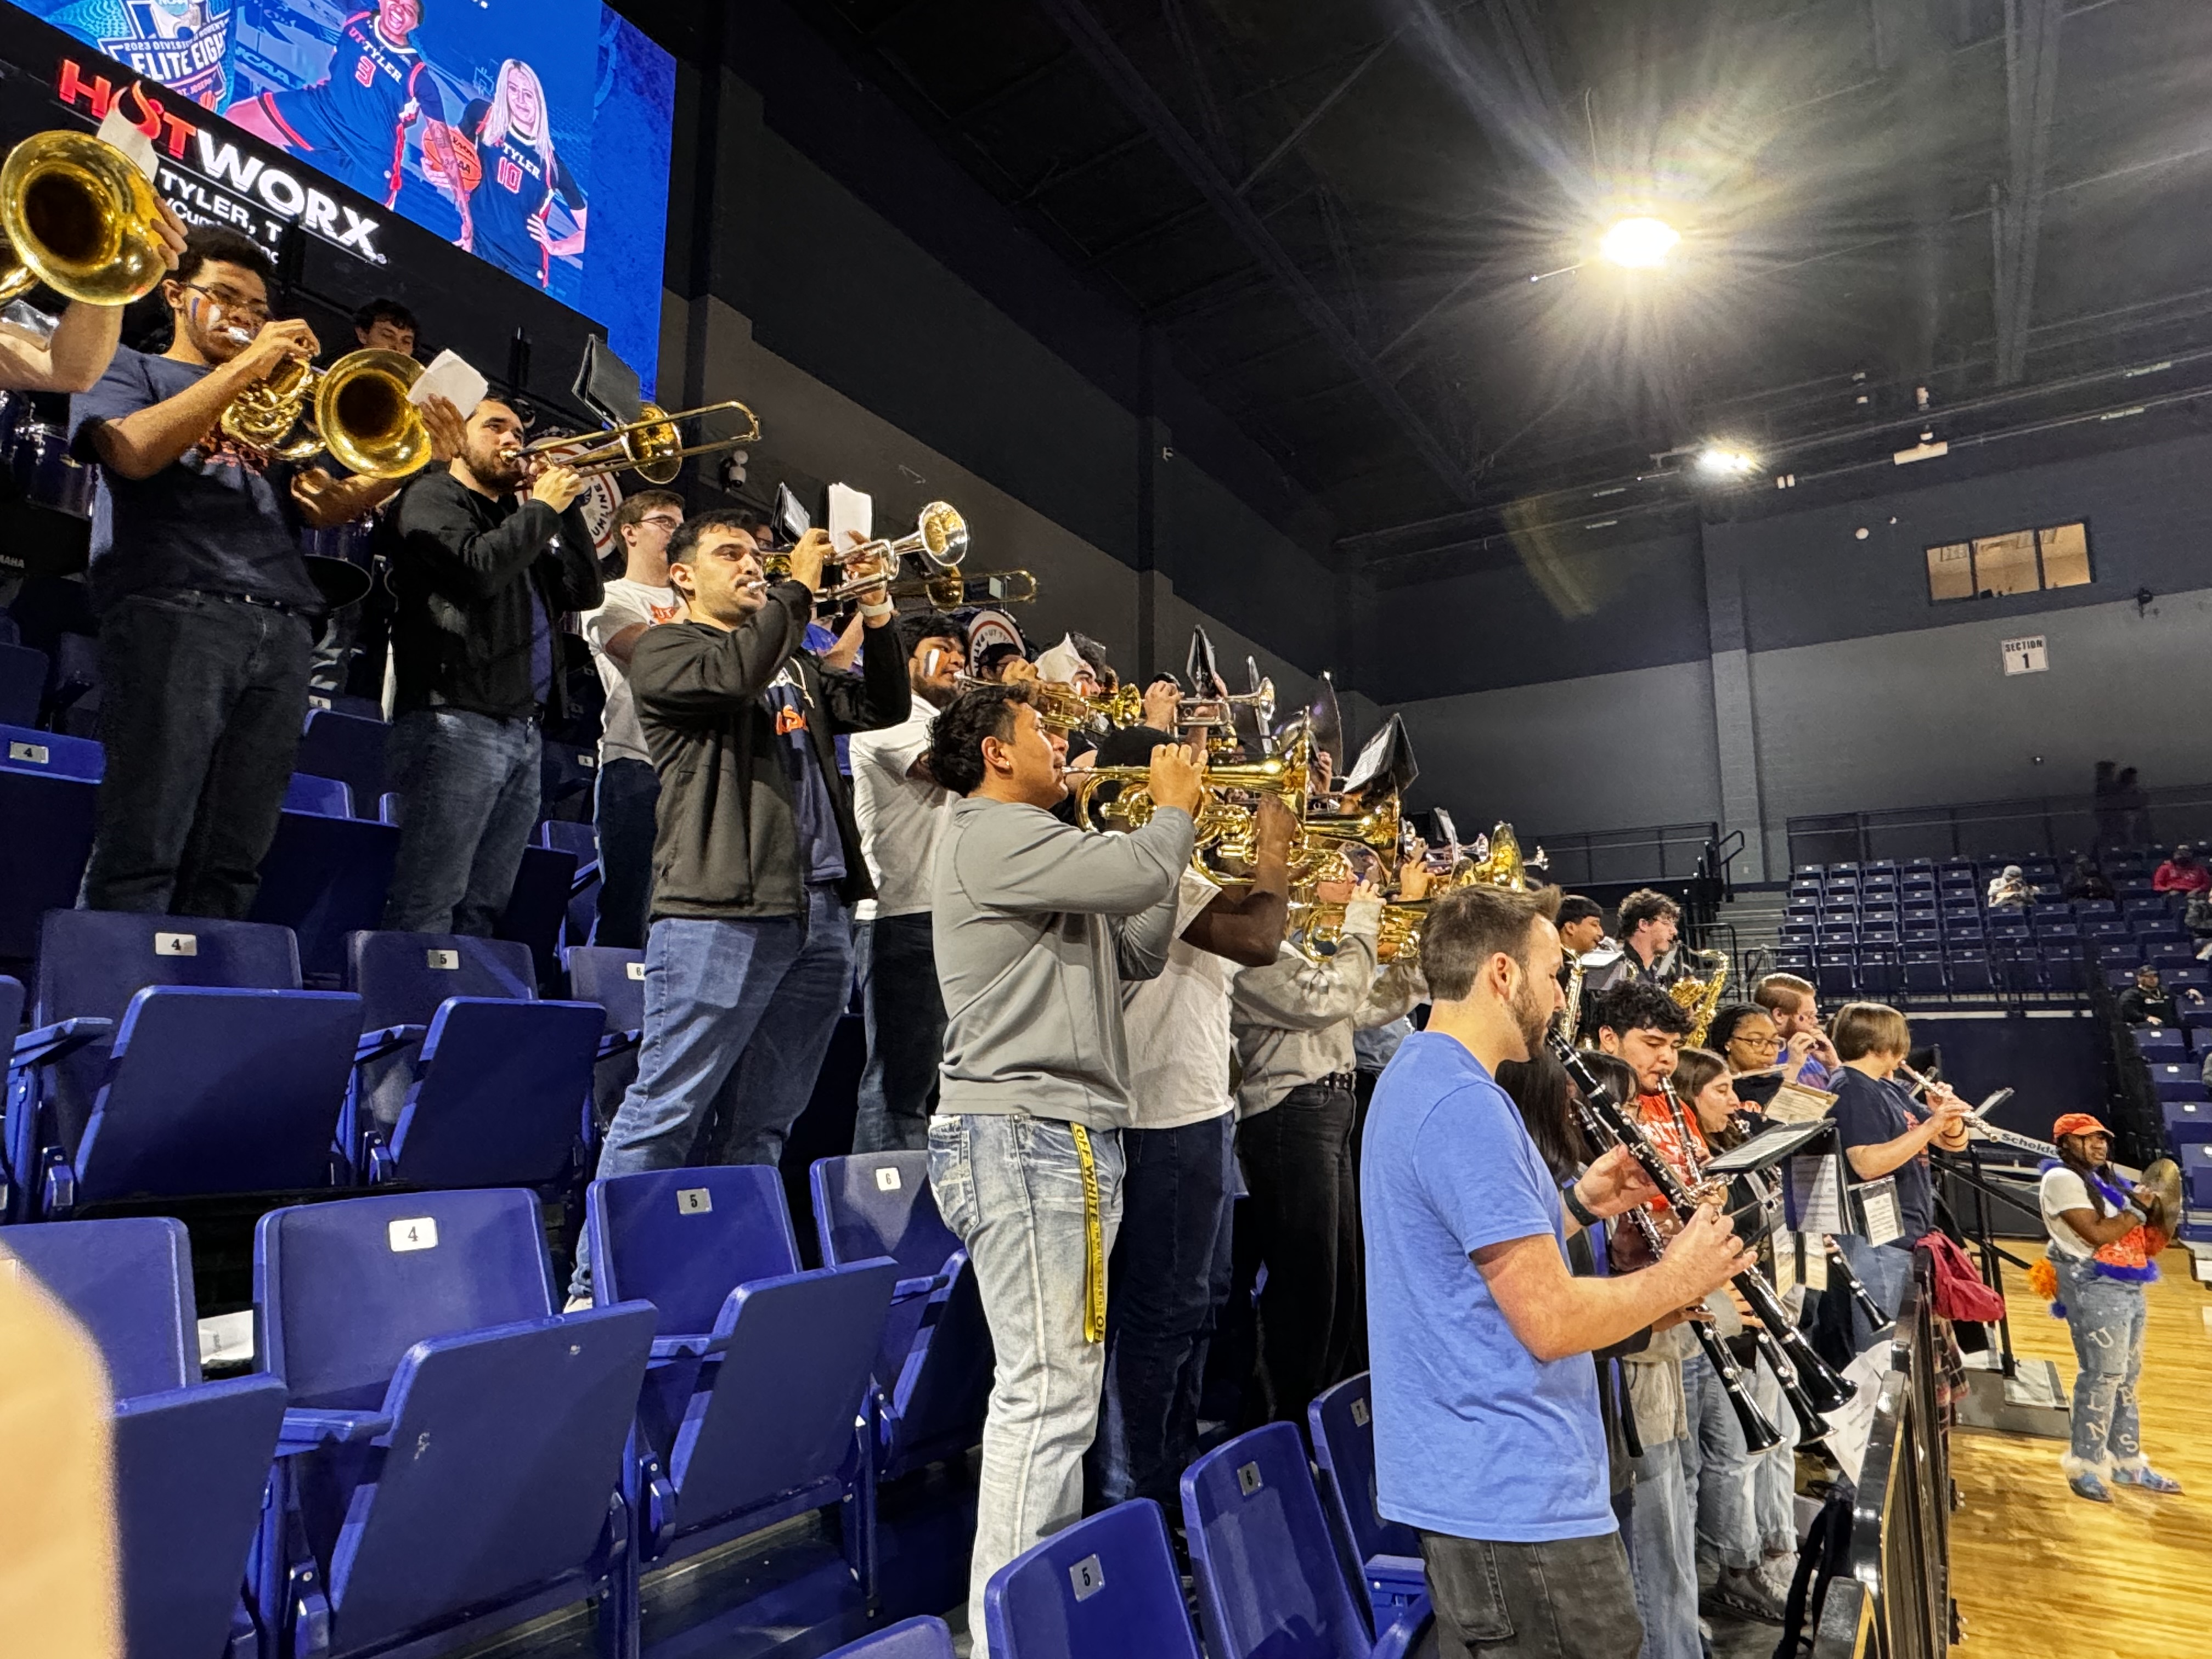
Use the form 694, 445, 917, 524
317, 349, 430, 478
0, 131, 171, 307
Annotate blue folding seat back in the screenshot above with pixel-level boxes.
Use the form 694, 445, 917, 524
385, 997, 602, 1187
1946, 955, 1993, 993
3, 1216, 196, 1395
1308, 1375, 1423, 1628
826, 1618, 957, 1658
1, 720, 103, 778
569, 946, 647, 1035
259, 1188, 560, 1410
2135, 1028, 2186, 1056
2162, 1099, 2212, 1147
984, 1498, 1202, 1659
284, 772, 354, 817
296, 707, 386, 817
539, 819, 599, 861
10, 1215, 289, 1659
589, 1165, 802, 1329
347, 930, 538, 1028
0, 641, 46, 725
0, 772, 97, 961
1183, 1423, 1373, 1659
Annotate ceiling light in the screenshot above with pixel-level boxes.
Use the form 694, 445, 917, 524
1696, 444, 1758, 476
1599, 216, 1680, 269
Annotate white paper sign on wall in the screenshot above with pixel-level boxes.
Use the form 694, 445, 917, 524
2000, 635, 2048, 675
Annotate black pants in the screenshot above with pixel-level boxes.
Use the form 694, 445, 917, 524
1420, 1531, 1643, 1659
86, 589, 312, 919
592, 755, 660, 949
851, 911, 945, 1152
1234, 1080, 1358, 1429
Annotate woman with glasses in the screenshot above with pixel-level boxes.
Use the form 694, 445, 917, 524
1708, 1003, 1787, 1111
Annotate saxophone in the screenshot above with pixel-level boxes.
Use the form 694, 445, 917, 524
1555, 951, 1588, 1045
1667, 947, 1730, 1047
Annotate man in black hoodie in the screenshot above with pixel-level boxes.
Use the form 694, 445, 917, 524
568, 512, 907, 1301
382, 397, 602, 933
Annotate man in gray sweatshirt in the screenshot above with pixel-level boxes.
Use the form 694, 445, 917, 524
924, 682, 1203, 1656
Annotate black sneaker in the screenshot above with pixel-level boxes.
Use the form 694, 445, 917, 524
1704, 1565, 1787, 1626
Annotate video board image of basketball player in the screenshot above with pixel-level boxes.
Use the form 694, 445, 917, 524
419, 58, 586, 289
224, 0, 443, 206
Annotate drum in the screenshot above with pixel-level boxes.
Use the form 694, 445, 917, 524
10, 420, 97, 517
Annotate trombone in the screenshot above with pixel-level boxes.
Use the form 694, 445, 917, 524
523, 398, 760, 484
218, 347, 434, 478
1, 129, 175, 307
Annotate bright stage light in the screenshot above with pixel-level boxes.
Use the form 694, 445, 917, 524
1696, 445, 1759, 476
1598, 216, 1680, 269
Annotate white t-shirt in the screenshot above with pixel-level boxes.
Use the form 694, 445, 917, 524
581, 579, 681, 766
2040, 1164, 2126, 1260
848, 702, 953, 921
1120, 868, 1237, 1131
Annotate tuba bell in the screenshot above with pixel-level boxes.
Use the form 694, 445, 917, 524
220, 348, 433, 478
0, 130, 174, 308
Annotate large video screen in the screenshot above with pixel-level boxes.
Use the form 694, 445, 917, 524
21, 0, 674, 379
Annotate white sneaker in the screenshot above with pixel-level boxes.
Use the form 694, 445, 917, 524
563, 1293, 593, 1313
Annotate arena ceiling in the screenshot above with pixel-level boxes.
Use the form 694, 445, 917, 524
772, 0, 2212, 567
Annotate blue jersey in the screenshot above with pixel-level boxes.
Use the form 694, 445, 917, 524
252, 13, 442, 195
461, 97, 585, 287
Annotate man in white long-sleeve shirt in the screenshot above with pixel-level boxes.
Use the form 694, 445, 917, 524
1229, 878, 1427, 1425
926, 682, 1204, 1656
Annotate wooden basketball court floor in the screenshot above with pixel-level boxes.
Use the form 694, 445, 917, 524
1950, 1248, 2212, 1658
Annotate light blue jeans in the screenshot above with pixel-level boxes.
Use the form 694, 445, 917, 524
1627, 1426, 1700, 1659
2056, 1255, 2148, 1469
1680, 1348, 1762, 1571
1833, 1232, 1915, 1353
1752, 1376, 1798, 1557
929, 1112, 1125, 1659
569, 891, 852, 1298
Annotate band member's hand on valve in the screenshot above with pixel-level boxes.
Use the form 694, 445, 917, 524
783, 526, 833, 593
1254, 794, 1297, 862
238, 318, 319, 379
529, 463, 583, 514
419, 394, 467, 464
1142, 677, 1181, 732
1147, 741, 1206, 818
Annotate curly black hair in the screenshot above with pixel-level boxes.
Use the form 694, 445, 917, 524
928, 683, 1032, 797
1592, 978, 1692, 1040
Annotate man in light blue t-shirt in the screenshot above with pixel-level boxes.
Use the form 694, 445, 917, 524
1363, 885, 1748, 1659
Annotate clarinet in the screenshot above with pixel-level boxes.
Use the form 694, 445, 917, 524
1661, 1077, 1831, 1442
1549, 1032, 1858, 1413
1569, 1094, 1785, 1454
1824, 1235, 1894, 1336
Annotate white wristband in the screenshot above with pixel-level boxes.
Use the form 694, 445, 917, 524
858, 596, 895, 621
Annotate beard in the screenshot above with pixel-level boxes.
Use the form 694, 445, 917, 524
470, 442, 528, 490
1509, 968, 1553, 1060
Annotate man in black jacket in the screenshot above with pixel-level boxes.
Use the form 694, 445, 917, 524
382, 397, 602, 933
569, 512, 907, 1301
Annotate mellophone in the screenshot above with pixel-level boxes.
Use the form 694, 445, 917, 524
1548, 1032, 1858, 1458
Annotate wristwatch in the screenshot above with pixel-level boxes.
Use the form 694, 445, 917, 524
1562, 1181, 1600, 1229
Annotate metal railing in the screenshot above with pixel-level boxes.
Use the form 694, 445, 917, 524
1786, 780, 2212, 870
1523, 820, 1722, 889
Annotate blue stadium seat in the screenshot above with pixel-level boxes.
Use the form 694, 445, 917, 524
1816, 959, 1854, 998
0, 768, 96, 961
1945, 953, 1993, 994
295, 707, 386, 818
535, 819, 602, 948
2075, 899, 2118, 917
2134, 1028, 2186, 1058
568, 946, 646, 1131
584, 1166, 897, 1579
1310, 1375, 1424, 1629
0, 720, 103, 778
811, 1151, 993, 1479
10, 912, 356, 1218
2148, 941, 2194, 967
497, 843, 581, 988
253, 1188, 656, 1659
1903, 950, 1946, 993
2148, 1064, 2203, 1102
0, 640, 48, 725
6, 1217, 289, 1659
283, 772, 354, 817
2184, 1144, 2212, 1209
1858, 949, 1899, 997
346, 931, 601, 1188
1182, 1423, 1431, 1659
2162, 1098, 2212, 1150
2043, 955, 2084, 992
984, 1499, 1202, 1659
825, 1619, 957, 1658
249, 806, 402, 985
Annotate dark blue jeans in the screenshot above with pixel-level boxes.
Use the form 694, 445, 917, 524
1090, 1111, 1235, 1508
851, 911, 945, 1153
592, 756, 659, 950
86, 589, 312, 919
381, 708, 541, 935
571, 889, 853, 1297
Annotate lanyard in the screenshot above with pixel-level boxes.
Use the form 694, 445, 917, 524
1069, 1124, 1107, 1344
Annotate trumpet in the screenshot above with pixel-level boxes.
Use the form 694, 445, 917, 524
769, 501, 970, 602
1066, 727, 1313, 880
218, 347, 433, 478
1, 130, 173, 308
523, 398, 759, 484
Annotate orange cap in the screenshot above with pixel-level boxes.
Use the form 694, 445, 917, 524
2051, 1112, 2109, 1141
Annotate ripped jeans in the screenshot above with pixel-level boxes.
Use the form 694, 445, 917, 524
2056, 1254, 2148, 1468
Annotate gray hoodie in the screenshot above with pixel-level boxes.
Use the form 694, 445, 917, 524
932, 796, 1196, 1128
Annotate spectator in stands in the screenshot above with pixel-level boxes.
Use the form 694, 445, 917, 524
382, 398, 602, 934
1985, 864, 2033, 910
1582, 888, 1681, 1000
569, 522, 905, 1305
1827, 1002, 1971, 1344
2118, 964, 2199, 1026
1364, 885, 1741, 1659
846, 611, 965, 1152
2062, 855, 2114, 902
923, 684, 1198, 1657
1229, 862, 1427, 1427
1752, 972, 1839, 1088
2154, 843, 2210, 896
579, 490, 685, 948
2039, 1113, 2184, 1502
353, 297, 419, 357
70, 226, 414, 918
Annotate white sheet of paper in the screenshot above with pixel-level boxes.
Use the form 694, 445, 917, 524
95, 105, 161, 180
1763, 1081, 1837, 1124
409, 349, 488, 415
1787, 1154, 1846, 1233
827, 482, 873, 549
1857, 1178, 1905, 1247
